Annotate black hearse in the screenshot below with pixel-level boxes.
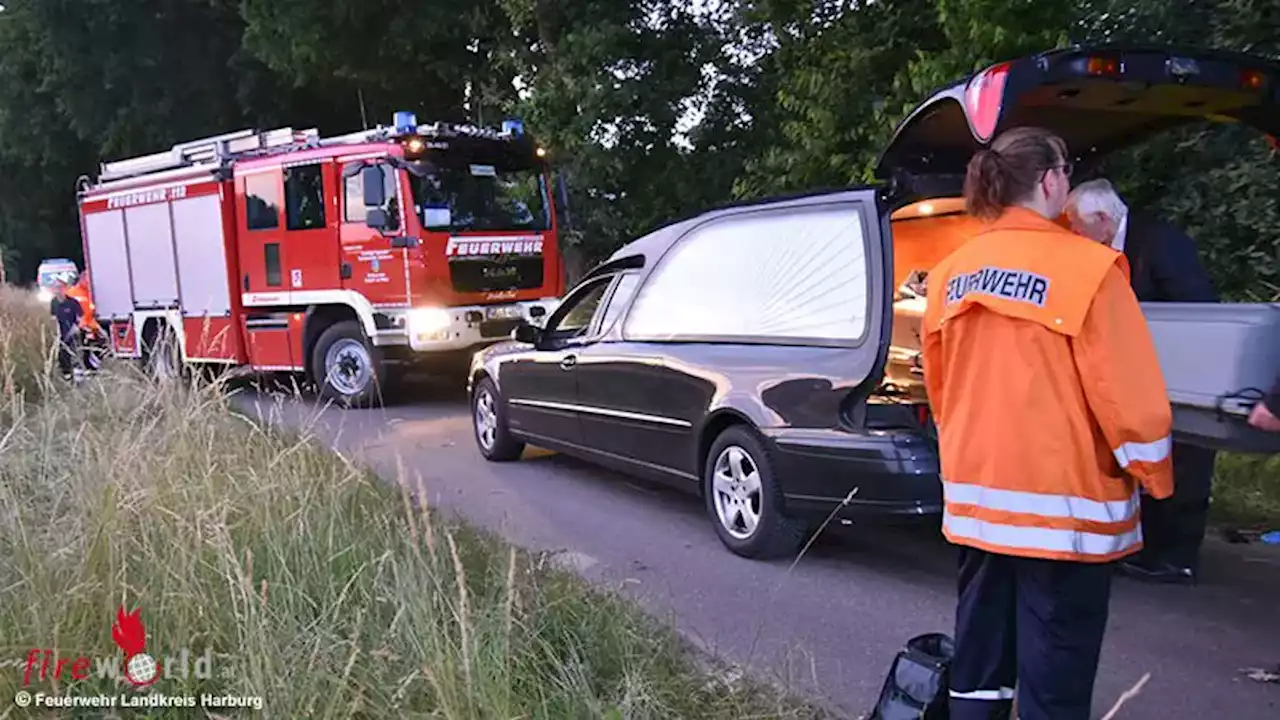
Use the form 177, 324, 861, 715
468, 45, 1280, 559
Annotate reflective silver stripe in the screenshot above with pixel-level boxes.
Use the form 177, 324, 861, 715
943, 481, 1138, 524
1113, 434, 1172, 468
950, 687, 1015, 701
508, 398, 692, 428
944, 513, 1143, 557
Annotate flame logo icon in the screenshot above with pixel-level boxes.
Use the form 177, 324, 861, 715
112, 606, 160, 687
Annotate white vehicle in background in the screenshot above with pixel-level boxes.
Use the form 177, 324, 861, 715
35, 258, 80, 303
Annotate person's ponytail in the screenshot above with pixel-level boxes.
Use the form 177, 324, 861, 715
961, 127, 1069, 221
964, 149, 1007, 221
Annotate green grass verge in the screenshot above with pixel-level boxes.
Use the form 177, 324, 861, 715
0, 290, 823, 718
1213, 452, 1280, 530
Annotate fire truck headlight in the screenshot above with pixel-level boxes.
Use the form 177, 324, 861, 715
36, 288, 53, 303
408, 307, 452, 340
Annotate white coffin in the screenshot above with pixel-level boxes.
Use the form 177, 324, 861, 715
891, 296, 927, 349
1142, 302, 1280, 454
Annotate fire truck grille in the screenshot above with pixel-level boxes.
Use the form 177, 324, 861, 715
449, 255, 544, 294
480, 319, 523, 339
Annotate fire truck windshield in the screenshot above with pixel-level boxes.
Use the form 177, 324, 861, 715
408, 161, 549, 233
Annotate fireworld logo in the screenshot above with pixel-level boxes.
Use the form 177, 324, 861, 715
17, 605, 215, 687
112, 606, 158, 686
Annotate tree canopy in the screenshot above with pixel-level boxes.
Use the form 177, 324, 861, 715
0, 0, 1275, 298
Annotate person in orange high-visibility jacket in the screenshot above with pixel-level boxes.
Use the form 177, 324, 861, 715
920, 126, 1174, 720
64, 270, 104, 372
65, 271, 101, 336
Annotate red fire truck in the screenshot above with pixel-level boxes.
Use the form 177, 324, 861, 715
76, 113, 566, 406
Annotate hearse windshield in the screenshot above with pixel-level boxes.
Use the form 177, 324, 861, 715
407, 160, 550, 233
38, 267, 78, 289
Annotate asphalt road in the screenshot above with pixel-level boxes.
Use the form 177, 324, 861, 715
234, 375, 1280, 720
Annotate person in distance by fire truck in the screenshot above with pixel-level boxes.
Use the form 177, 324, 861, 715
49, 280, 84, 381
920, 126, 1175, 720
65, 270, 103, 374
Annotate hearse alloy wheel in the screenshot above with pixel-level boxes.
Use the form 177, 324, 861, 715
704, 426, 807, 560
471, 377, 525, 462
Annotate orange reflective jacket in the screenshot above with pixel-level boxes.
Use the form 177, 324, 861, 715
921, 207, 1174, 563
65, 274, 101, 336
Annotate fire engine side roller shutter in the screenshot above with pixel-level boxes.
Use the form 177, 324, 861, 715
172, 195, 232, 317
124, 203, 180, 308
83, 210, 135, 319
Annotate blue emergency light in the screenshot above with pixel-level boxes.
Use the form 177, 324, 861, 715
502, 118, 525, 137
393, 111, 418, 134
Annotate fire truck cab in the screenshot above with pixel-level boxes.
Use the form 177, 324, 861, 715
77, 113, 565, 406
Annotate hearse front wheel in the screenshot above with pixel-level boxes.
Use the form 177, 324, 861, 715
312, 320, 386, 408
704, 426, 807, 560
471, 377, 525, 462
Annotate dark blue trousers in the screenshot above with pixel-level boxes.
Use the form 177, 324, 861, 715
949, 546, 1114, 720
1135, 442, 1216, 570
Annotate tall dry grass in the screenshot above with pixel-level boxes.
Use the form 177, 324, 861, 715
0, 285, 56, 418
1213, 452, 1280, 530
0, 290, 822, 718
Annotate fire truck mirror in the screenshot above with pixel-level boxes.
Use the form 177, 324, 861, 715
361, 165, 387, 207
365, 208, 390, 231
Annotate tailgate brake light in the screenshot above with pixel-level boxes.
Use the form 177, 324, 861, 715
964, 62, 1011, 143
1241, 69, 1268, 91
1086, 56, 1121, 77
1077, 54, 1269, 92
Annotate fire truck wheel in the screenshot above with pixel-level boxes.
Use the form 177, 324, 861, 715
145, 327, 184, 382
313, 321, 386, 408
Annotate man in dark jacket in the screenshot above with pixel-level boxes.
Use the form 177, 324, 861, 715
1066, 179, 1219, 585
49, 281, 83, 380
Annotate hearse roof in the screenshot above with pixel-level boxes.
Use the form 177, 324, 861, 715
597, 187, 882, 280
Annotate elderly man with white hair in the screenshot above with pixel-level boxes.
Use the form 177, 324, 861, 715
1064, 179, 1220, 585
1064, 179, 1217, 302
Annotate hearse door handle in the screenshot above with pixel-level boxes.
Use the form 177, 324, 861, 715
560, 354, 578, 370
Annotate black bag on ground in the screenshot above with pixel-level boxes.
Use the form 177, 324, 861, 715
866, 632, 954, 720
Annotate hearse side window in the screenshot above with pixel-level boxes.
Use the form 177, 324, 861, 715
622, 205, 871, 343
284, 164, 326, 231
546, 276, 613, 342
244, 173, 281, 231
595, 272, 640, 335
343, 163, 401, 231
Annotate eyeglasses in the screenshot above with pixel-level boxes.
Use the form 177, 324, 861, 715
1038, 162, 1073, 184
